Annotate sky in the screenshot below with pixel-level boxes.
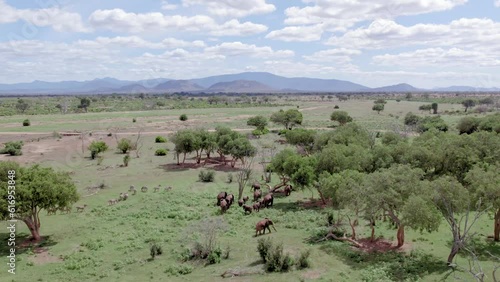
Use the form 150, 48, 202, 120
1, 0, 500, 88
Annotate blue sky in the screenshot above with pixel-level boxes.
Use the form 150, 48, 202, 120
1, 0, 500, 88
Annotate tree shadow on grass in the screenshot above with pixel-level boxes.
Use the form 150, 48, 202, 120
316, 240, 449, 281
0, 232, 58, 256
449, 236, 500, 262
247, 260, 263, 267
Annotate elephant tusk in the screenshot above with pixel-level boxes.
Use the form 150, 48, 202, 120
272, 226, 277, 232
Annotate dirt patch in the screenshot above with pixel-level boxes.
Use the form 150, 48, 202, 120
356, 238, 413, 253
29, 247, 63, 265
302, 269, 324, 280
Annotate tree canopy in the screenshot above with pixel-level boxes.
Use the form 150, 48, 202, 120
270, 109, 303, 129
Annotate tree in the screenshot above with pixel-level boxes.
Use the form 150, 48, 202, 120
417, 116, 448, 133
247, 115, 269, 137
78, 97, 91, 112
315, 143, 372, 174
431, 103, 438, 114
465, 164, 500, 241
88, 141, 108, 159
330, 111, 353, 126
457, 117, 480, 135
404, 112, 421, 127
236, 157, 253, 200
431, 176, 484, 264
284, 129, 316, 155
462, 99, 476, 112
16, 99, 29, 113
366, 165, 441, 248
372, 104, 384, 114
227, 137, 256, 167
171, 130, 200, 165
270, 109, 303, 130
0, 162, 79, 241
117, 138, 132, 154
418, 104, 432, 113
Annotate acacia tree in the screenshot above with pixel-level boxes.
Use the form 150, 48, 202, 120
372, 104, 384, 114
366, 164, 441, 248
270, 109, 303, 130
465, 164, 500, 241
330, 111, 353, 126
0, 161, 79, 241
462, 99, 476, 112
227, 137, 256, 167
172, 130, 200, 165
78, 97, 91, 112
431, 176, 485, 265
16, 99, 30, 113
284, 129, 316, 155
247, 115, 269, 137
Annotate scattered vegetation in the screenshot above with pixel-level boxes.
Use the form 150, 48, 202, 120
198, 170, 215, 182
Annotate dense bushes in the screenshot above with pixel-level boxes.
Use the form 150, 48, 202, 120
0, 141, 23, 156
257, 238, 310, 273
198, 170, 215, 182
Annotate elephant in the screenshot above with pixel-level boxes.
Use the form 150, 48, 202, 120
261, 193, 274, 208
251, 182, 261, 191
242, 204, 253, 214
253, 189, 262, 202
220, 199, 228, 213
217, 191, 228, 206
238, 199, 244, 207
243, 196, 249, 203
255, 218, 277, 236
284, 185, 292, 196
253, 202, 261, 212
226, 194, 235, 207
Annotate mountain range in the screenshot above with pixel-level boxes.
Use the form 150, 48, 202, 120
0, 72, 498, 94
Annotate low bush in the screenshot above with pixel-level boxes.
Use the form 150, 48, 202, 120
179, 114, 188, 121
155, 148, 168, 156
296, 249, 311, 269
117, 138, 132, 153
165, 264, 193, 276
198, 170, 215, 182
206, 246, 222, 265
227, 173, 233, 183
22, 119, 30, 126
0, 141, 23, 156
155, 136, 167, 143
257, 238, 273, 263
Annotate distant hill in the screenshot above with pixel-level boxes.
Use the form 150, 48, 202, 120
1, 72, 500, 94
206, 80, 276, 93
191, 72, 369, 92
370, 83, 421, 92
153, 80, 205, 92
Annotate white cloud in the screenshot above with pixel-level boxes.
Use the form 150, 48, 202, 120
161, 1, 178, 10
76, 36, 205, 49
204, 42, 294, 58
182, 0, 275, 17
496, 0, 500, 7
303, 48, 361, 64
372, 47, 500, 68
283, 0, 467, 31
266, 25, 323, 42
0, 0, 89, 32
326, 18, 500, 52
88, 9, 267, 36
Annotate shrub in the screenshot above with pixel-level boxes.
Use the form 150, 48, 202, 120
150, 243, 162, 260
155, 148, 168, 156
257, 238, 273, 263
457, 117, 480, 135
179, 114, 188, 121
334, 105, 340, 109
198, 170, 215, 182
1, 141, 23, 156
22, 119, 30, 126
155, 136, 167, 143
132, 118, 136, 123
117, 138, 132, 153
123, 154, 131, 167
227, 173, 233, 183
296, 249, 311, 269
107, 133, 112, 137
265, 243, 293, 272
88, 141, 108, 159
207, 247, 222, 265
165, 264, 193, 276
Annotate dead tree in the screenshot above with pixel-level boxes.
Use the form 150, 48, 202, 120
236, 157, 254, 201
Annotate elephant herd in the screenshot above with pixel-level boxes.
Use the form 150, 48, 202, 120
216, 182, 283, 236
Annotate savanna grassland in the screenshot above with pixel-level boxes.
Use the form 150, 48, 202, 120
0, 93, 499, 282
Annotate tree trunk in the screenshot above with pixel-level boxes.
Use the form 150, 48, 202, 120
370, 219, 376, 242
396, 225, 405, 248
349, 219, 356, 240
316, 187, 327, 205
23, 217, 41, 241
182, 153, 186, 164
176, 153, 180, 165
494, 208, 500, 241
447, 242, 460, 265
